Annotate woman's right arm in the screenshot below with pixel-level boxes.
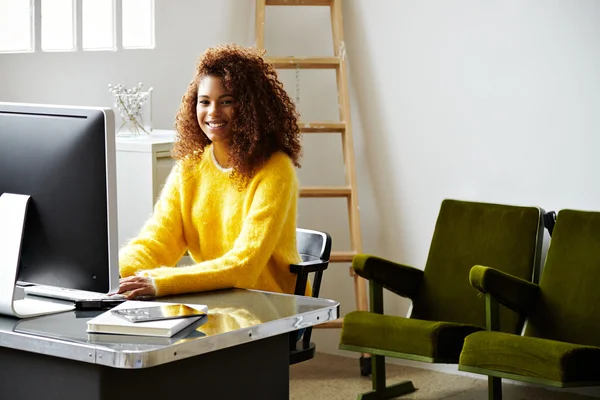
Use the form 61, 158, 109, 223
118, 163, 188, 277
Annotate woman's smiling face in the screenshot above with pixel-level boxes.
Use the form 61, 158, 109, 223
196, 75, 236, 144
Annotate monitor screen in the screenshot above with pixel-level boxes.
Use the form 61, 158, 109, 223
0, 102, 119, 293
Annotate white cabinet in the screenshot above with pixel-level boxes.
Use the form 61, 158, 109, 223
115, 130, 176, 249
115, 130, 194, 266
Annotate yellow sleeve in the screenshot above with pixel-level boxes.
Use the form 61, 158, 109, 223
118, 163, 187, 277
145, 157, 297, 296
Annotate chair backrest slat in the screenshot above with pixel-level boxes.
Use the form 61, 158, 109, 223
296, 228, 331, 261
294, 228, 332, 298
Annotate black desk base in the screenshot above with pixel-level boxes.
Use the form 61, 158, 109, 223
0, 333, 289, 400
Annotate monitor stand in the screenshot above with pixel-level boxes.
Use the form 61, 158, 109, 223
0, 193, 74, 318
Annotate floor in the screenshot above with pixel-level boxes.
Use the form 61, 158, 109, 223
290, 353, 598, 399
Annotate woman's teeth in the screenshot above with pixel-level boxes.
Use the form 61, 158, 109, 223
208, 122, 226, 128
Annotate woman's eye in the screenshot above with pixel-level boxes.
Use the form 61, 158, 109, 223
198, 100, 209, 105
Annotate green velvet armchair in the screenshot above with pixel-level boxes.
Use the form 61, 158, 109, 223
459, 209, 600, 399
339, 199, 545, 400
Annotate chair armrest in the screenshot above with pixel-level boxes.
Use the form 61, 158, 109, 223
352, 254, 424, 300
289, 260, 328, 274
469, 265, 540, 315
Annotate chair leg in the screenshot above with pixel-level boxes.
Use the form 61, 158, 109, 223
489, 376, 502, 400
357, 355, 416, 400
359, 355, 372, 376
373, 354, 386, 391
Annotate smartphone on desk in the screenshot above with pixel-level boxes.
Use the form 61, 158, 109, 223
111, 304, 206, 323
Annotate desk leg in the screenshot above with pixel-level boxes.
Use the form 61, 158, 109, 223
0, 333, 289, 400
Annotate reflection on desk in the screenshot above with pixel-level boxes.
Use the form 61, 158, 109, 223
195, 291, 297, 336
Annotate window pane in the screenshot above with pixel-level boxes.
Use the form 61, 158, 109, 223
0, 0, 33, 52
82, 0, 114, 50
41, 0, 75, 51
122, 0, 154, 49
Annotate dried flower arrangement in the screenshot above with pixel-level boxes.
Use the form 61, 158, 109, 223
108, 82, 153, 135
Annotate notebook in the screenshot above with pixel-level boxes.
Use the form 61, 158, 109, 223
86, 300, 208, 338
87, 324, 207, 346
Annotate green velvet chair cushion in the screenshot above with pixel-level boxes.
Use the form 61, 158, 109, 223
460, 331, 600, 383
341, 311, 483, 361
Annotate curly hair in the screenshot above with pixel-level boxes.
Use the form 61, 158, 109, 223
173, 43, 302, 181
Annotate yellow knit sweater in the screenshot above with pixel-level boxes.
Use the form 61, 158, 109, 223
118, 145, 302, 297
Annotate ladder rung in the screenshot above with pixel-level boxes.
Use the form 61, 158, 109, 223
266, 0, 331, 5
265, 57, 339, 69
299, 121, 345, 133
314, 318, 343, 329
330, 251, 357, 262
300, 187, 351, 198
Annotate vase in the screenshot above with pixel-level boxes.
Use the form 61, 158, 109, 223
118, 112, 149, 136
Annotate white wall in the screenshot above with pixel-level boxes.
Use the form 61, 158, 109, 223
340, 1, 600, 395
3, 0, 600, 394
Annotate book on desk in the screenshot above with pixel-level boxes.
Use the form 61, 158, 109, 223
86, 300, 208, 338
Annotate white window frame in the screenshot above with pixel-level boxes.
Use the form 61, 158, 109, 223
0, 0, 154, 54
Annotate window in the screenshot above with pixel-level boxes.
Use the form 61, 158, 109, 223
0, 0, 154, 53
82, 0, 115, 50
122, 0, 154, 49
0, 0, 34, 52
41, 0, 76, 51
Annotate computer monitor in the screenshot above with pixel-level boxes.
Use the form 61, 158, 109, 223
0, 102, 120, 317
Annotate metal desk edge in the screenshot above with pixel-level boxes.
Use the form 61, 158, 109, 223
96, 304, 340, 369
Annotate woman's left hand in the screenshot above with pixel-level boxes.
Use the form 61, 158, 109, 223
118, 276, 156, 299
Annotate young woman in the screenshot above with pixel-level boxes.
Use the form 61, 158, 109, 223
118, 44, 304, 299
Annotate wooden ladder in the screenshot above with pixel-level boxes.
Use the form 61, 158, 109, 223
255, 0, 368, 329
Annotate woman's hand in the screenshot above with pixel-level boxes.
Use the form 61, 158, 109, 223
118, 276, 156, 299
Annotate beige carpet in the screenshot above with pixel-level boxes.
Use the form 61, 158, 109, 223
290, 353, 597, 400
